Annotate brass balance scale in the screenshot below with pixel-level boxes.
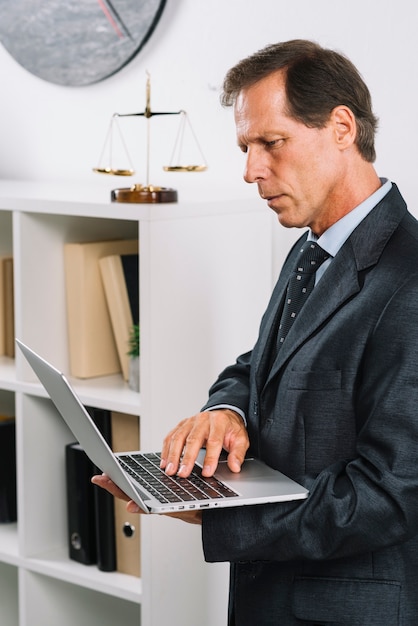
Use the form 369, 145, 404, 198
93, 74, 207, 203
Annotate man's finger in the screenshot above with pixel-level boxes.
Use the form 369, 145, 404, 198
227, 449, 247, 473
91, 473, 130, 502
161, 418, 196, 474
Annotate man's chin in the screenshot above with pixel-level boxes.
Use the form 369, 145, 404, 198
267, 203, 289, 223
266, 195, 293, 217
272, 210, 303, 230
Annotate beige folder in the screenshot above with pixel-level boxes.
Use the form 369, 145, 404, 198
111, 411, 141, 577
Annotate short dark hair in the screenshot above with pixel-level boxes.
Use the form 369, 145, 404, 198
221, 40, 378, 162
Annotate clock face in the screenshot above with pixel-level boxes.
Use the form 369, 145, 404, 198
0, 0, 166, 86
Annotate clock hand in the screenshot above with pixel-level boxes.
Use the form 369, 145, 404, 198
106, 0, 134, 40
97, 0, 134, 40
97, 0, 123, 38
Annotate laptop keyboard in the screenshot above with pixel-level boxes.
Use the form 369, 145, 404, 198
118, 451, 239, 504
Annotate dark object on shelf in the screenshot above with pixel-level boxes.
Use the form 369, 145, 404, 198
88, 407, 116, 572
65, 443, 97, 565
0, 417, 17, 523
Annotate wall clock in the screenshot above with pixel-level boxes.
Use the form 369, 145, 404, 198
0, 0, 166, 87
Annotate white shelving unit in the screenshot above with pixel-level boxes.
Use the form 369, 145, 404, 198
0, 181, 274, 626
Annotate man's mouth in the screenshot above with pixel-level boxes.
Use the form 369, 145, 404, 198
264, 193, 283, 203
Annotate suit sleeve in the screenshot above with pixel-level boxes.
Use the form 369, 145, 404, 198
201, 350, 252, 416
202, 276, 418, 563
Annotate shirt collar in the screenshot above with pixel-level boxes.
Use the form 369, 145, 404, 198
308, 178, 392, 257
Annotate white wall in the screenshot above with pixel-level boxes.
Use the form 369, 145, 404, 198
0, 0, 417, 241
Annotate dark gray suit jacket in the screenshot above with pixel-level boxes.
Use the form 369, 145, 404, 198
201, 184, 418, 625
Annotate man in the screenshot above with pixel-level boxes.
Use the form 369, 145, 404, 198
94, 40, 418, 625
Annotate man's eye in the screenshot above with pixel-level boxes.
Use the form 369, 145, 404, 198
266, 138, 284, 148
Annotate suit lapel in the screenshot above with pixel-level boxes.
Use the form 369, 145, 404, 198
267, 245, 360, 381
254, 236, 305, 390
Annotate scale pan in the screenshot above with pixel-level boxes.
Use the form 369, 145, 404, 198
93, 167, 135, 176
163, 165, 207, 172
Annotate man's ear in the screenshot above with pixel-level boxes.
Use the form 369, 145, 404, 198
331, 105, 357, 150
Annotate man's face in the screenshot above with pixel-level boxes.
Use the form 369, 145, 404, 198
234, 70, 347, 236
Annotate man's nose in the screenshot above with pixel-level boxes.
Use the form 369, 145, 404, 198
243, 148, 266, 184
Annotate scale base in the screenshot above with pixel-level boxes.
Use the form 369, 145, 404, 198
111, 184, 178, 204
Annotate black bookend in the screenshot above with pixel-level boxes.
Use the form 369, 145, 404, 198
88, 407, 117, 572
65, 442, 97, 565
0, 418, 17, 523
121, 254, 139, 325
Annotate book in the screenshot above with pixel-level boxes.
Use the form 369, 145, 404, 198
111, 411, 141, 577
0, 416, 17, 523
64, 239, 138, 378
88, 407, 116, 572
4, 257, 14, 357
65, 442, 97, 564
0, 257, 13, 357
99, 253, 139, 381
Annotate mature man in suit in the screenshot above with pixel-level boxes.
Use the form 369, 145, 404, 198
94, 40, 418, 624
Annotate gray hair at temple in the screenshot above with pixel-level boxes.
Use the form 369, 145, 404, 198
221, 39, 378, 163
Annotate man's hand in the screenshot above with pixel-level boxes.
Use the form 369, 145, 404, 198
91, 474, 203, 525
91, 408, 248, 526
160, 408, 249, 478
91, 473, 136, 509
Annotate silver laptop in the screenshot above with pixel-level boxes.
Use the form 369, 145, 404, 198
17, 340, 308, 514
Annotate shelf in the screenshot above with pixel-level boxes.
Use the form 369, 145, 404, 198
3, 359, 141, 415
26, 547, 142, 604
0, 356, 18, 391
0, 184, 272, 625
0, 179, 265, 221
18, 372, 141, 416
69, 375, 140, 415
0, 523, 19, 566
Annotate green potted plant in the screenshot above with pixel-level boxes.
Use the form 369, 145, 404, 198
128, 323, 140, 391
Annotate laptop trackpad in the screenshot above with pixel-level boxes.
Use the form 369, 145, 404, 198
215, 457, 272, 480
